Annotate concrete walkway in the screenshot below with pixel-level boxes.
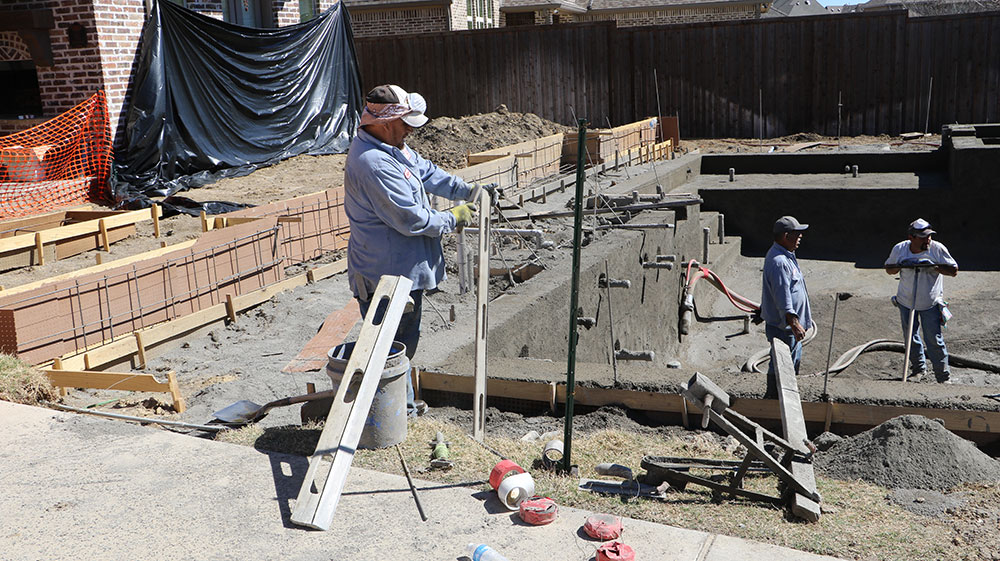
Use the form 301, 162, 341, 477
0, 401, 842, 561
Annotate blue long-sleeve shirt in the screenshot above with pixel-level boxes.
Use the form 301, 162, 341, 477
344, 128, 474, 299
761, 242, 812, 331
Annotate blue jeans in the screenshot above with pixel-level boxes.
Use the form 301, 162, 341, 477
357, 289, 422, 414
899, 304, 949, 379
765, 324, 802, 399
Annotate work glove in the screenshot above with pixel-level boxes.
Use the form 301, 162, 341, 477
448, 202, 477, 229
466, 182, 499, 205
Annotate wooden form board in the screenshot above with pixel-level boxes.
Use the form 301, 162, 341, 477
215, 188, 349, 265
51, 259, 346, 372
466, 133, 563, 195
0, 218, 284, 364
561, 119, 657, 165
0, 208, 151, 271
417, 370, 1000, 441
44, 368, 185, 413
771, 339, 821, 522
454, 154, 517, 194
291, 275, 412, 531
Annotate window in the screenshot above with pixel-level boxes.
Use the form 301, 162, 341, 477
0, 61, 42, 119
223, 0, 274, 28
504, 11, 534, 26
299, 0, 316, 22
467, 0, 494, 29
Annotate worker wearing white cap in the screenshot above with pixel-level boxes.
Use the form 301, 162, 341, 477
761, 216, 813, 398
885, 218, 958, 383
344, 84, 493, 417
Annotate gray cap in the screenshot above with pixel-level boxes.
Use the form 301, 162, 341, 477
773, 216, 809, 234
908, 218, 936, 237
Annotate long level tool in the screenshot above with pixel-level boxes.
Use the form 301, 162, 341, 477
290, 275, 413, 531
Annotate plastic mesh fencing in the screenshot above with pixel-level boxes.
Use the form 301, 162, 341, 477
0, 91, 112, 218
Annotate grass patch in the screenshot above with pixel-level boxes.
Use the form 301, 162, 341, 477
214, 415, 968, 560
0, 353, 56, 405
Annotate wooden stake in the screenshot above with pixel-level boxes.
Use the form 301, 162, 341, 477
167, 371, 185, 413
824, 401, 834, 433
98, 218, 110, 252
200, 211, 209, 233
225, 294, 237, 323
151, 204, 161, 237
34, 232, 44, 266
53, 357, 67, 396
306, 382, 316, 394
549, 382, 557, 413
83, 353, 92, 370
95, 253, 103, 265
134, 332, 147, 368
411, 366, 421, 401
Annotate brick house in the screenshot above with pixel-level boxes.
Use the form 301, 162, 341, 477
500, 0, 771, 27
0, 0, 343, 140
345, 0, 501, 36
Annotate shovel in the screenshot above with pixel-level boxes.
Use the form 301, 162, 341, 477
212, 389, 337, 425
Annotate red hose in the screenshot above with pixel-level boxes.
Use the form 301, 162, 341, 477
684, 259, 759, 313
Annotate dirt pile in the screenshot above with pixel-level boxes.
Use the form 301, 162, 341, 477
408, 107, 573, 170
815, 415, 1000, 490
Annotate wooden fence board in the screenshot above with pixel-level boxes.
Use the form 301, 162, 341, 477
356, 12, 1000, 138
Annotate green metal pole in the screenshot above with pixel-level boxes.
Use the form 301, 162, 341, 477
563, 118, 588, 473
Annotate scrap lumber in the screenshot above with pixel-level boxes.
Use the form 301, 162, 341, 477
281, 299, 360, 373
44, 368, 185, 413
771, 339, 821, 522
291, 275, 412, 531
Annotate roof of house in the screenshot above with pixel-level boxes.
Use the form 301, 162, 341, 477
500, 0, 589, 12
501, 0, 762, 11
587, 0, 764, 10
762, 0, 829, 17
342, 0, 452, 9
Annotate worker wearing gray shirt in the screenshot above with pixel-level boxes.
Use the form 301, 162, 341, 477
760, 216, 813, 398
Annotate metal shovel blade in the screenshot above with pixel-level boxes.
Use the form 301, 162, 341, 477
212, 400, 265, 424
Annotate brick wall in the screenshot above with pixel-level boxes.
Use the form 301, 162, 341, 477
451, 0, 468, 30
349, 6, 451, 37
276, 0, 302, 26
92, 0, 145, 142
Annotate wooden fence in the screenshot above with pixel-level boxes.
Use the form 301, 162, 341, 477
355, 11, 1000, 138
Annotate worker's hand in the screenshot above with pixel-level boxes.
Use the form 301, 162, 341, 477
787, 315, 806, 341
466, 182, 499, 205
448, 202, 477, 229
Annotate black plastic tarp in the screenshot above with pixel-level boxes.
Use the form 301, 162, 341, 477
112, 0, 362, 205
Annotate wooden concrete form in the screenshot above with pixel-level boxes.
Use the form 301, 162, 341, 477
51, 259, 347, 372
0, 208, 154, 271
0, 218, 284, 364
466, 133, 563, 198
43, 368, 185, 413
416, 370, 1000, 443
214, 188, 349, 264
562, 118, 658, 165
771, 339, 821, 522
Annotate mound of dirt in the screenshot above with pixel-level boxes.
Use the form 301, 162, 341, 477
408, 107, 574, 170
815, 415, 1000, 491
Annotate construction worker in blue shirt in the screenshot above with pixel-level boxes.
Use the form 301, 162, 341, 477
760, 216, 813, 399
344, 84, 493, 417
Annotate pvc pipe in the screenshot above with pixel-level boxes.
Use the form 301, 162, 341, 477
463, 227, 545, 249
718, 214, 725, 244
498, 472, 535, 510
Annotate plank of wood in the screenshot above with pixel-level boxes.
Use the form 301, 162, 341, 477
290, 275, 412, 531
0, 240, 197, 300
44, 369, 170, 393
473, 188, 490, 441
281, 299, 360, 373
771, 338, 821, 522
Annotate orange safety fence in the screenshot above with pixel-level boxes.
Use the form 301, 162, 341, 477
0, 91, 112, 219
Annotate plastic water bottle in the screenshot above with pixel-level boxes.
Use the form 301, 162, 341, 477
466, 543, 509, 561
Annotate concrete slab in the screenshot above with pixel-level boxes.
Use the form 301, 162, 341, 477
0, 401, 842, 561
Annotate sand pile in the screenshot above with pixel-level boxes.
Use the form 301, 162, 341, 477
814, 415, 1000, 490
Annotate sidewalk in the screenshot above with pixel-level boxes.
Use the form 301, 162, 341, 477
0, 401, 842, 561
